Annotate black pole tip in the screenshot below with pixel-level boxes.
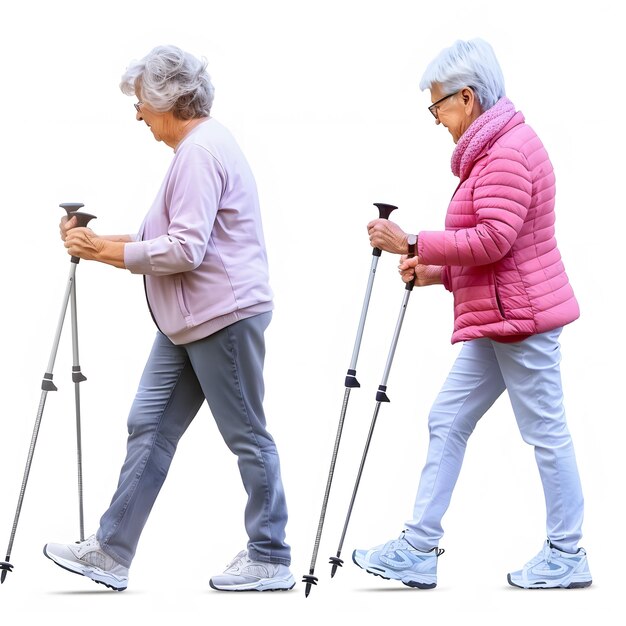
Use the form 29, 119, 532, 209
302, 574, 318, 597
0, 561, 13, 583
329, 556, 343, 577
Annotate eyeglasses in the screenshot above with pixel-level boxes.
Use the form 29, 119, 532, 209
134, 101, 143, 112
428, 90, 461, 118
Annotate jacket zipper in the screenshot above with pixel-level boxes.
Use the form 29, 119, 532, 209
143, 275, 164, 333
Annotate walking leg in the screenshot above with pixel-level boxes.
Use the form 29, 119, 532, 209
96, 332, 204, 568
404, 339, 505, 550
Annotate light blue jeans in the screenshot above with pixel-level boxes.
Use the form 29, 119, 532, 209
96, 312, 290, 568
404, 327, 584, 554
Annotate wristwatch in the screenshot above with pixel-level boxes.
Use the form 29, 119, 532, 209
407, 234, 417, 258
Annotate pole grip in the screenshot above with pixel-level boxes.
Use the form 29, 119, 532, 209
373, 202, 398, 220
71, 212, 97, 228
371, 202, 398, 257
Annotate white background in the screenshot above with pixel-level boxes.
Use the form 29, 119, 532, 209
0, 0, 622, 623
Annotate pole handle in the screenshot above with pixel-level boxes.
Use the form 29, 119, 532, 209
60, 203, 97, 228
71, 212, 97, 228
60, 202, 85, 214
371, 202, 398, 257
373, 202, 397, 220
60, 203, 97, 263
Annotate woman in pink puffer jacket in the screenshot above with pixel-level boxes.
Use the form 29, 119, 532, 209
352, 39, 591, 591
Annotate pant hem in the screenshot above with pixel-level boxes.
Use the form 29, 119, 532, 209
247, 547, 291, 567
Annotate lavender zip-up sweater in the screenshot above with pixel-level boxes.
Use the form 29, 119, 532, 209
124, 118, 273, 345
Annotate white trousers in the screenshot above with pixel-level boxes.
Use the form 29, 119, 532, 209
404, 327, 584, 553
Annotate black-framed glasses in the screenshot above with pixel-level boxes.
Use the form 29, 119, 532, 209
428, 90, 460, 118
134, 101, 143, 112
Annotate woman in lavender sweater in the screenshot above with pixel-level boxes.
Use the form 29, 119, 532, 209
354, 39, 591, 590
43, 45, 293, 593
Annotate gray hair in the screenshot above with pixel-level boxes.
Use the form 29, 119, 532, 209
120, 45, 215, 119
419, 38, 505, 111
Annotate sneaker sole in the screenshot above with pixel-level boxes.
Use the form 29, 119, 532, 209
351, 552, 436, 589
507, 573, 593, 589
209, 575, 296, 592
43, 545, 127, 591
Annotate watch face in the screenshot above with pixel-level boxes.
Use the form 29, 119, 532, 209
408, 234, 417, 246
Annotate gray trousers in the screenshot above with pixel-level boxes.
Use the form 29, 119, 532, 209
96, 312, 290, 568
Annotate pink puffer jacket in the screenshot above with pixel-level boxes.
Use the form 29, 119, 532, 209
418, 100, 579, 344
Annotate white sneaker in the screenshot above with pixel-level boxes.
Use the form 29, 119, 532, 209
209, 550, 295, 591
44, 535, 128, 591
352, 534, 443, 589
508, 540, 592, 589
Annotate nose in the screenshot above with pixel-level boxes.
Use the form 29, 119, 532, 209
136, 111, 143, 121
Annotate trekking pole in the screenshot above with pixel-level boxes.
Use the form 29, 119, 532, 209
329, 235, 417, 578
302, 203, 397, 597
1, 203, 96, 583
64, 203, 93, 543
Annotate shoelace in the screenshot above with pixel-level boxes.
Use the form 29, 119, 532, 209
544, 543, 553, 565
384, 538, 408, 553
77, 535, 99, 554
385, 536, 445, 558
225, 551, 248, 570
525, 543, 552, 568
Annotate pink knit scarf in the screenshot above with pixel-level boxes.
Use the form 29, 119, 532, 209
451, 97, 517, 180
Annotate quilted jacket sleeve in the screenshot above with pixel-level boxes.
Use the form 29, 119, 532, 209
418, 147, 533, 267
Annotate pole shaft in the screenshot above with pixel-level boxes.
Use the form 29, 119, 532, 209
304, 250, 382, 588
334, 401, 382, 557
307, 387, 351, 573
348, 254, 379, 371
1, 261, 76, 566
379, 289, 411, 388
3, 390, 50, 561
44, 265, 76, 376
331, 286, 414, 574
70, 273, 86, 542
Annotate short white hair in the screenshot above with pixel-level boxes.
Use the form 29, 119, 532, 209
419, 38, 505, 111
120, 44, 215, 119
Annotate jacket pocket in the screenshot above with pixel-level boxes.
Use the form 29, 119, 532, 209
174, 277, 193, 327
493, 278, 506, 319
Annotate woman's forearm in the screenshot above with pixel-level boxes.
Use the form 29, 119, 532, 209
100, 234, 133, 243
96, 240, 127, 268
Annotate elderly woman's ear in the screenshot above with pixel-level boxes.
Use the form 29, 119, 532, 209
462, 87, 480, 115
